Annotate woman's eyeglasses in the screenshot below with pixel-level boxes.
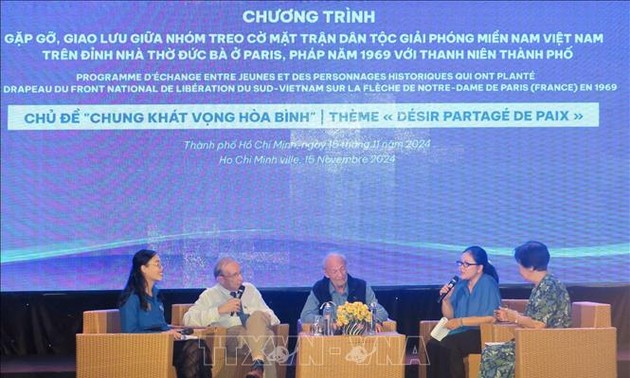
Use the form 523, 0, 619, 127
456, 261, 480, 268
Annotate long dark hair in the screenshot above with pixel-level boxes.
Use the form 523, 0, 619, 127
118, 249, 158, 311
465, 246, 499, 283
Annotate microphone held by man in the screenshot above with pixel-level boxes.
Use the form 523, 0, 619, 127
230, 285, 246, 316
437, 276, 459, 303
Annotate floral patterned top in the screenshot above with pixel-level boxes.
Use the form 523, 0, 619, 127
479, 273, 571, 378
524, 273, 571, 328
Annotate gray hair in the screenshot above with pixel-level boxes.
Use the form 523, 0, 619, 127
214, 257, 237, 278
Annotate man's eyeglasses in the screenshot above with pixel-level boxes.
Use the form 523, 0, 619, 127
221, 271, 242, 279
456, 261, 480, 268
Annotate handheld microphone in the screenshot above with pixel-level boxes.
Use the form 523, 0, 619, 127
178, 327, 194, 335
437, 276, 459, 303
230, 285, 246, 316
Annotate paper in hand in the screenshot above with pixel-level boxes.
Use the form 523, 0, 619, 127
430, 317, 450, 341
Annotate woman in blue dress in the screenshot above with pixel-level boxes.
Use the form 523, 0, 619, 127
479, 241, 571, 378
119, 249, 211, 378
427, 246, 501, 378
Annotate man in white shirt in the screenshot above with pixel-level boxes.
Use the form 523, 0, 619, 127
183, 257, 280, 378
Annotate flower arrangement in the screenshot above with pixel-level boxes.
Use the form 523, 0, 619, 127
336, 301, 372, 335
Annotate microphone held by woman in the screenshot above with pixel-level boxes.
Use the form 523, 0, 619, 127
437, 275, 460, 303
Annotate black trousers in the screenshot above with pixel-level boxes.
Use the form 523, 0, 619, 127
173, 338, 212, 378
426, 329, 481, 378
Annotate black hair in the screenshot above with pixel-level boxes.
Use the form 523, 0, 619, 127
514, 241, 550, 271
118, 249, 159, 311
465, 245, 499, 283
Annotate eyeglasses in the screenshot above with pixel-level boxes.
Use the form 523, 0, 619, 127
147, 262, 163, 269
221, 271, 242, 279
456, 261, 480, 268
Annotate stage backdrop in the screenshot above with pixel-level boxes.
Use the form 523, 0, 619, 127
1, 1, 628, 291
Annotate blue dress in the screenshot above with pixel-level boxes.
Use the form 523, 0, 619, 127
119, 287, 169, 333
449, 273, 501, 335
479, 274, 571, 378
426, 273, 501, 378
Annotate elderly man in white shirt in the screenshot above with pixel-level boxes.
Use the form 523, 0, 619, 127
183, 257, 280, 378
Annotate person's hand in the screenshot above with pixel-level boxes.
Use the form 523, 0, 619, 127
375, 323, 383, 332
495, 307, 519, 323
445, 318, 464, 330
494, 307, 509, 322
163, 328, 184, 340
218, 298, 241, 315
439, 283, 455, 302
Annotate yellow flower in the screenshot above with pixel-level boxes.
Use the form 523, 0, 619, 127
336, 301, 372, 325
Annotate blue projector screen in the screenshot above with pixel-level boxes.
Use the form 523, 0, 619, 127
1, 1, 628, 291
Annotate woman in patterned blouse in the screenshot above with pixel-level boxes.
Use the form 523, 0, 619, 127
479, 241, 571, 378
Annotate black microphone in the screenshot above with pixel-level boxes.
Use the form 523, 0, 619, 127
437, 276, 459, 303
178, 327, 194, 335
230, 285, 246, 316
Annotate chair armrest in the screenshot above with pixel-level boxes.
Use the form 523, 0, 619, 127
272, 323, 289, 337
419, 320, 440, 342
464, 353, 481, 378
572, 301, 612, 327
382, 320, 397, 332
83, 309, 121, 333
480, 322, 518, 345
170, 303, 194, 327
514, 327, 617, 378
272, 323, 290, 350
501, 299, 528, 314
418, 320, 440, 378
76, 333, 175, 378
